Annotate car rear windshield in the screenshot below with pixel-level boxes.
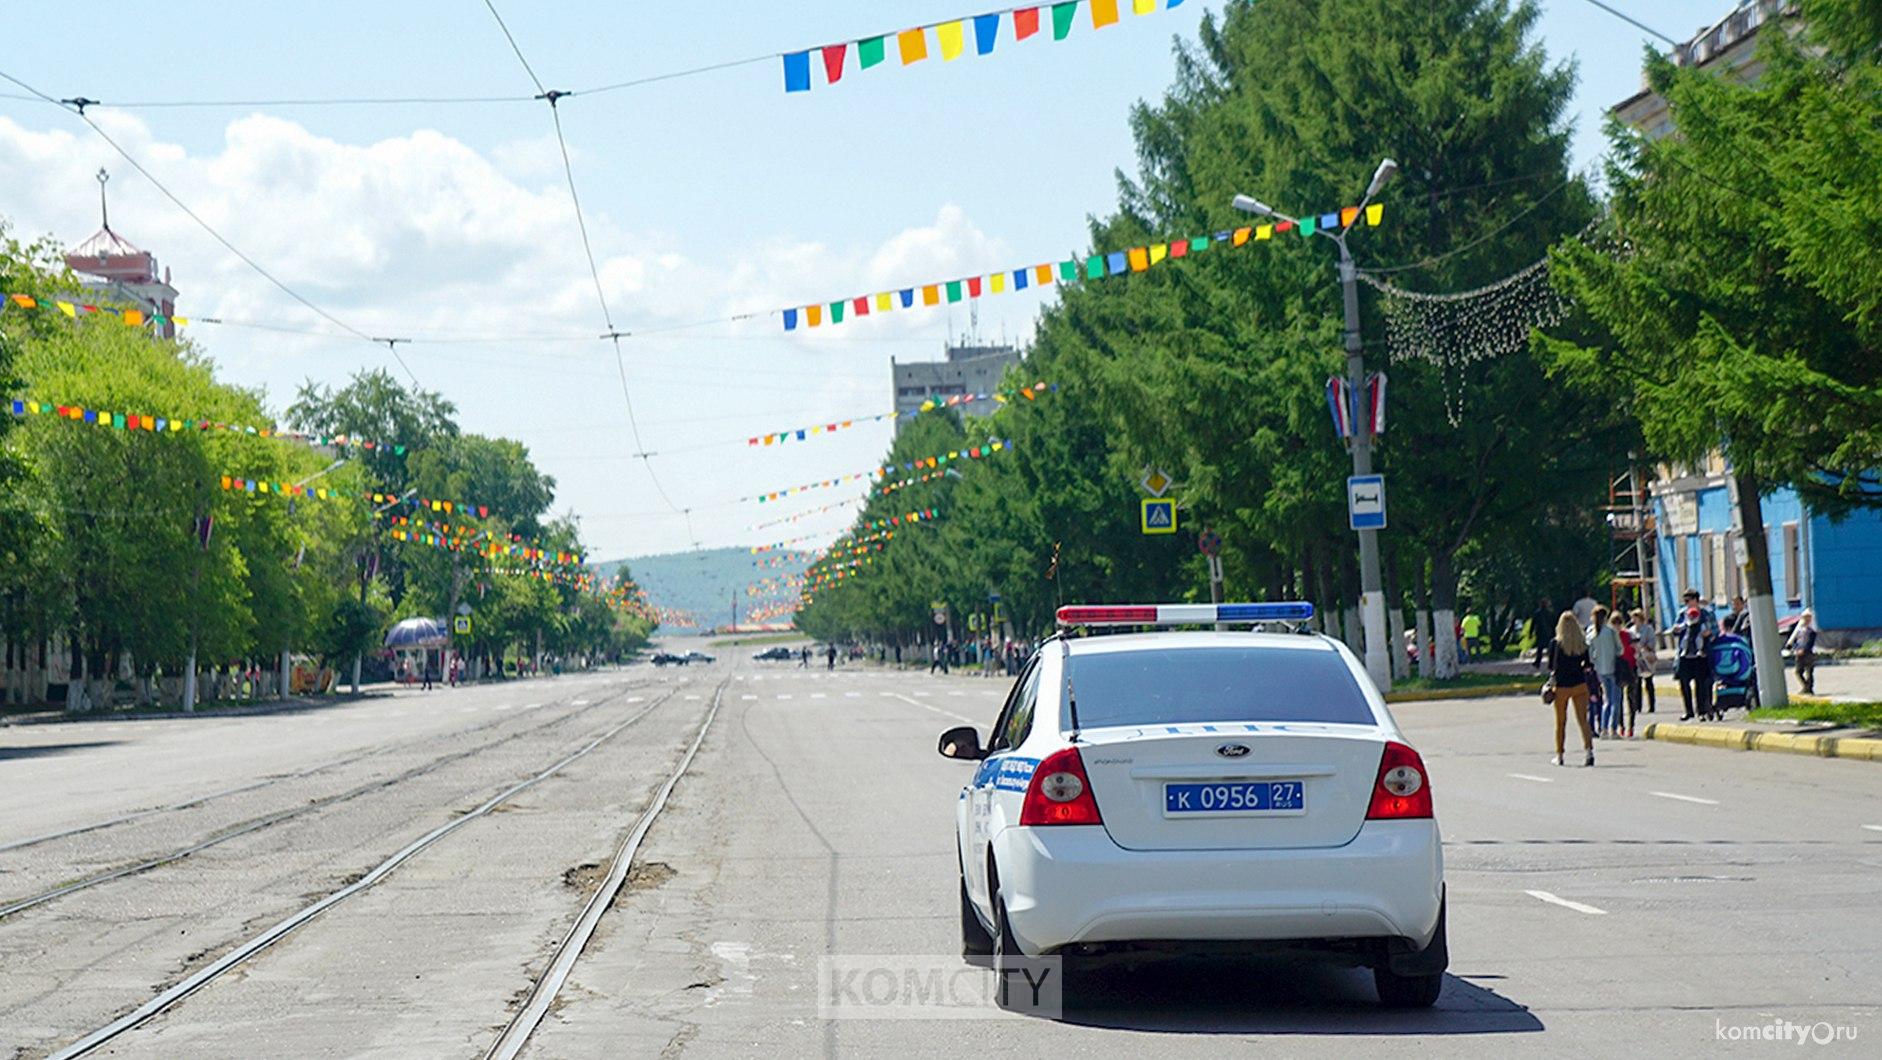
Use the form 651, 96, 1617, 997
1065, 646, 1376, 727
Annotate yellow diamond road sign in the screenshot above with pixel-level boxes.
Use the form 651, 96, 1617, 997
1140, 467, 1172, 498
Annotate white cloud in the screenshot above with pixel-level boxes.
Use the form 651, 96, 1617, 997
0, 108, 1038, 556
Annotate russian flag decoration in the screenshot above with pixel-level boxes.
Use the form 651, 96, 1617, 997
782, 0, 1188, 93
1366, 372, 1387, 436
1325, 376, 1354, 440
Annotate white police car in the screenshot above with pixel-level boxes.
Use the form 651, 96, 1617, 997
937, 603, 1447, 1007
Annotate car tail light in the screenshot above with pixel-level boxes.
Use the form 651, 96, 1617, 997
1366, 741, 1433, 820
1019, 747, 1103, 826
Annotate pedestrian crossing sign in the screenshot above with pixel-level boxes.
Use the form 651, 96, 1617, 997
453, 615, 472, 636
1141, 499, 1177, 535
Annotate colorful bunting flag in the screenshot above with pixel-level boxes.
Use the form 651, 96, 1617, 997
777, 204, 1383, 330
747, 437, 1017, 504
3, 293, 190, 329
784, 0, 1180, 93
9, 397, 410, 456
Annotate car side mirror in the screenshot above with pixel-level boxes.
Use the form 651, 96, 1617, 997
938, 725, 985, 760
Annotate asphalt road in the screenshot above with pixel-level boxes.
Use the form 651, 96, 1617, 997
3, 644, 1878, 1058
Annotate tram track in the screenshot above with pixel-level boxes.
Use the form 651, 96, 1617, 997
0, 677, 654, 921
486, 681, 726, 1060
0, 675, 657, 856
45, 672, 724, 1059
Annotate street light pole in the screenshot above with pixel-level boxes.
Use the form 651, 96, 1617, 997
1337, 236, 1391, 692
1233, 159, 1397, 691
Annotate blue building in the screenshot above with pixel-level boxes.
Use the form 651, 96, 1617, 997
1652, 460, 1882, 647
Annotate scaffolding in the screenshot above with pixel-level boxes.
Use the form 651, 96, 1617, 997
1606, 467, 1660, 626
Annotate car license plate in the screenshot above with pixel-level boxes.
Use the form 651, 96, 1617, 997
1164, 780, 1305, 816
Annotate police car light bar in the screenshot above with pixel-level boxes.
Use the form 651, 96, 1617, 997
1056, 602, 1316, 627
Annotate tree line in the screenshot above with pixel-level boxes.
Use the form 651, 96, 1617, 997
0, 235, 653, 711
795, 0, 1880, 672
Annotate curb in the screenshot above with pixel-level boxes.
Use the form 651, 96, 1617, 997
0, 693, 383, 727
1642, 721, 1882, 762
1385, 682, 1536, 703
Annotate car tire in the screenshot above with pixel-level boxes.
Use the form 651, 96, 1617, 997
960, 875, 993, 959
1374, 966, 1443, 1008
990, 885, 1025, 1008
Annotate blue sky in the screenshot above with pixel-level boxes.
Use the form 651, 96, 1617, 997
0, 0, 1734, 562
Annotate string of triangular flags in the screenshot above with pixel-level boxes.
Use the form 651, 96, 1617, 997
748, 383, 1054, 448
749, 497, 870, 531
383, 514, 585, 568
215, 475, 510, 526
385, 524, 585, 574
4, 292, 190, 329
782, 209, 1384, 331
749, 439, 1012, 504
784, 0, 1184, 94
10, 398, 408, 456
751, 524, 906, 555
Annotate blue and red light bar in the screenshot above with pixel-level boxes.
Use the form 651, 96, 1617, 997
1055, 602, 1316, 627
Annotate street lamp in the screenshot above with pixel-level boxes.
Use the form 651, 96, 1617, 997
1233, 158, 1397, 691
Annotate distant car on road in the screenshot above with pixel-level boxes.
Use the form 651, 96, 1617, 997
938, 602, 1447, 1008
650, 652, 687, 667
683, 650, 715, 664
753, 647, 794, 661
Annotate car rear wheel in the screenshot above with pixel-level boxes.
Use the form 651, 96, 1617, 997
1374, 966, 1443, 1008
960, 875, 993, 959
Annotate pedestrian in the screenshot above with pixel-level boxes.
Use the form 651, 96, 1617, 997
1545, 611, 1596, 767
1460, 611, 1482, 663
1786, 609, 1819, 694
1571, 590, 1598, 630
1666, 589, 1719, 721
799, 646, 810, 668
826, 644, 837, 671
422, 655, 435, 692
1726, 595, 1749, 638
1588, 606, 1624, 738
1528, 597, 1555, 669
1629, 609, 1657, 714
1617, 615, 1640, 738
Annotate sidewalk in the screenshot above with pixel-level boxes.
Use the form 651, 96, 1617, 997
1643, 718, 1882, 762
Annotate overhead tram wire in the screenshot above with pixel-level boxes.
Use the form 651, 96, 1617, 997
477, 1, 700, 550
0, 65, 423, 389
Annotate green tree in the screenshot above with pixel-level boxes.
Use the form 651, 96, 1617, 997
1543, 0, 1882, 705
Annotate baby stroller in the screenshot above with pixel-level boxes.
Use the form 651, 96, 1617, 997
1709, 633, 1757, 715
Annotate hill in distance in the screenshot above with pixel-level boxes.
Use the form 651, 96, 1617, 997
591, 547, 807, 632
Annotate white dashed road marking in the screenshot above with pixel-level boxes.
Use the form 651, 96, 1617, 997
1862, 824, 1882, 833
1525, 890, 1607, 915
1650, 791, 1719, 805
741, 695, 758, 701
886, 691, 978, 726
1507, 773, 1553, 783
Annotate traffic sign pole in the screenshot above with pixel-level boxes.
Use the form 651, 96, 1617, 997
1340, 240, 1391, 692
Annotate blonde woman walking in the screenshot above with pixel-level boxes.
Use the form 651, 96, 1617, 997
1547, 611, 1596, 766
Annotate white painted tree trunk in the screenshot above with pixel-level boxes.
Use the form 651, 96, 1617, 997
1747, 592, 1786, 708
1387, 604, 1409, 681
1343, 606, 1363, 655
1322, 607, 1341, 642
1433, 608, 1460, 679
1414, 610, 1432, 679
350, 653, 362, 695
